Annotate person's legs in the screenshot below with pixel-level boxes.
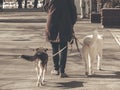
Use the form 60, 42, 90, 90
85, 0, 90, 18
59, 42, 68, 74
80, 0, 85, 18
51, 43, 59, 74
51, 43, 60, 70
51, 42, 68, 77
80, 7, 84, 18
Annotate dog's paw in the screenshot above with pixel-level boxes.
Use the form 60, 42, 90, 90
37, 83, 39, 87
88, 71, 92, 76
41, 82, 45, 86
97, 68, 102, 71
37, 82, 45, 87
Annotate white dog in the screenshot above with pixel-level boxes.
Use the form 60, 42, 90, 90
21, 48, 48, 86
81, 31, 103, 76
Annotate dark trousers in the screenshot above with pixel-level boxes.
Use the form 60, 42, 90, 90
51, 42, 68, 73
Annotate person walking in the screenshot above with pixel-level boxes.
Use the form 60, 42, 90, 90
80, 0, 85, 18
34, 0, 38, 8
17, 0, 23, 8
103, 0, 113, 8
43, 0, 77, 78
80, 0, 90, 18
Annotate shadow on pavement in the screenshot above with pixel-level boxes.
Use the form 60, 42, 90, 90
89, 71, 120, 79
56, 81, 84, 89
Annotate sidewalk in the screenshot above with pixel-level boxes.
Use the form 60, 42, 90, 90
0, 12, 120, 90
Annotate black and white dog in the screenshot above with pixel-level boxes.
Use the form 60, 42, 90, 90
21, 48, 48, 86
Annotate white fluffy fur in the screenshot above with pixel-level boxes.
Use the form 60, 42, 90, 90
81, 31, 103, 76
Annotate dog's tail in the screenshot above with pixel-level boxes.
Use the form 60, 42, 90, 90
21, 55, 36, 62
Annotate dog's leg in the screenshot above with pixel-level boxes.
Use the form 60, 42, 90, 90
97, 51, 102, 70
38, 62, 47, 86
82, 45, 89, 76
35, 60, 39, 86
88, 53, 92, 75
97, 38, 103, 70
89, 47, 96, 75
97, 54, 101, 70
41, 64, 46, 86
36, 61, 42, 87
39, 65, 44, 86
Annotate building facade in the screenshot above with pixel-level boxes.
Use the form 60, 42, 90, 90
2, 0, 43, 9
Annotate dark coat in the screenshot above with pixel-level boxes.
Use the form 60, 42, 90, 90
43, 0, 77, 42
